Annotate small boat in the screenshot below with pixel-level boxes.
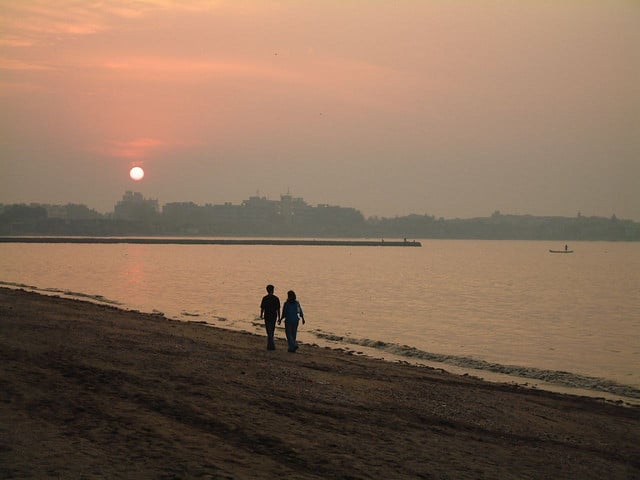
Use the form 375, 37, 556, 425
550, 244, 573, 254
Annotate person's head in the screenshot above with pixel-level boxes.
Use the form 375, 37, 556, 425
287, 290, 296, 301
266, 284, 274, 294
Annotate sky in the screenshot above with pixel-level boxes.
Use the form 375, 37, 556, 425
1, 0, 639, 220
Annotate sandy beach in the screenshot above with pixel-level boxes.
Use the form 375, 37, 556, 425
1, 287, 638, 479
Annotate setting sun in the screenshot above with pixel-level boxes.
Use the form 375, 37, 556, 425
129, 166, 144, 181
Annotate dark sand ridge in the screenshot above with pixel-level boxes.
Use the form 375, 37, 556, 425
1, 287, 639, 479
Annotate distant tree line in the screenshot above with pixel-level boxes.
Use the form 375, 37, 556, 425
1, 197, 638, 241
366, 211, 639, 241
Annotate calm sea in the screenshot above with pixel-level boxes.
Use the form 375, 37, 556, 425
2, 240, 639, 404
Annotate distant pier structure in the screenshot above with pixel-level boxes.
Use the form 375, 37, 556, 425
0, 237, 421, 247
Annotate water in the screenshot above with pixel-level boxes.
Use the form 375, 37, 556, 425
2, 240, 639, 403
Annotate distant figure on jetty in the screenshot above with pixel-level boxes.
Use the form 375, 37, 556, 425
565, 244, 569, 252
279, 290, 305, 353
260, 285, 280, 350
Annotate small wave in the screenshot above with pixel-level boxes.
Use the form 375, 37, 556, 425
0, 281, 121, 306
0, 280, 38, 289
61, 290, 122, 305
311, 331, 640, 400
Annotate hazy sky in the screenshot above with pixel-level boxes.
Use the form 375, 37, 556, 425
1, 1, 639, 219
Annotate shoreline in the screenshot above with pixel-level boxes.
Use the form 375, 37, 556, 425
3, 281, 638, 406
1, 287, 639, 479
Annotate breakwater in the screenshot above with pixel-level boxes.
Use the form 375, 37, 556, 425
0, 237, 421, 247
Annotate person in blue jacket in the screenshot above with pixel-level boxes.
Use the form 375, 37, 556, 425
278, 290, 305, 352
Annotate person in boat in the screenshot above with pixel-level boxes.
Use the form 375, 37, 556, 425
279, 290, 305, 353
260, 284, 280, 350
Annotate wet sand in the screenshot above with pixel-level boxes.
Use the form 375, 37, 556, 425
1, 287, 638, 479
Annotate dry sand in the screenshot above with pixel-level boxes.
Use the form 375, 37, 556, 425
1, 287, 638, 479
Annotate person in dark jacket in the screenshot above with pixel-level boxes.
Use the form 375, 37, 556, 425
260, 284, 280, 350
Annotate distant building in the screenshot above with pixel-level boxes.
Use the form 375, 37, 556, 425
241, 195, 280, 222
114, 191, 159, 221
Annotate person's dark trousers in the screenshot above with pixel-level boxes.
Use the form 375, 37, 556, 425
285, 321, 299, 352
264, 318, 276, 350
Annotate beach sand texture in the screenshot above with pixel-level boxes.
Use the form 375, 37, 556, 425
1, 287, 638, 479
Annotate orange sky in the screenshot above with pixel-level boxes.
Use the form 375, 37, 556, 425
1, 0, 639, 219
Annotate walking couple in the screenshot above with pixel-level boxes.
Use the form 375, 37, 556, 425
259, 285, 305, 352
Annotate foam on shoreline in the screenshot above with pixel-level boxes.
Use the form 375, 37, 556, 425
311, 330, 640, 400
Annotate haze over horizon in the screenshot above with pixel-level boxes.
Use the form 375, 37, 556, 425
1, 1, 639, 220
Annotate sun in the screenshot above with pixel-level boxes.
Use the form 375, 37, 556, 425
129, 166, 144, 181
